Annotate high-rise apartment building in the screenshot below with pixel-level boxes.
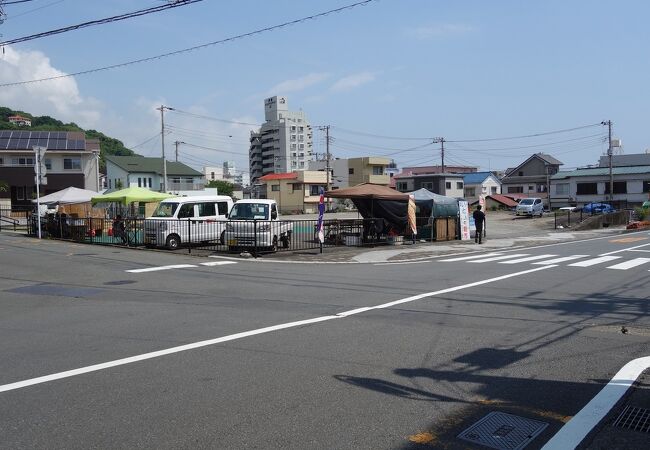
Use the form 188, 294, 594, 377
249, 96, 312, 184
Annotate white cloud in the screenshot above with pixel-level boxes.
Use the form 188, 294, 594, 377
330, 72, 376, 92
407, 23, 475, 39
266, 72, 330, 95
0, 46, 103, 127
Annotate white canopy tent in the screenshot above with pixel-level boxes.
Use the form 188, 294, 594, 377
32, 187, 98, 205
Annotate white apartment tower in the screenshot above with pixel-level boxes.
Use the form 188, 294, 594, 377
249, 96, 313, 183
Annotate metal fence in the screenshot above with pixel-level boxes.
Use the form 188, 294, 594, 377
25, 214, 451, 255
0, 206, 32, 231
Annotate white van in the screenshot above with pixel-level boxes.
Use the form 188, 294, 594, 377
515, 197, 544, 217
144, 195, 234, 249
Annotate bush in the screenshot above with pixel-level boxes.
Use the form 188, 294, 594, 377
634, 207, 648, 221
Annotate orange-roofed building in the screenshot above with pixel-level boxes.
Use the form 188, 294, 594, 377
259, 171, 327, 214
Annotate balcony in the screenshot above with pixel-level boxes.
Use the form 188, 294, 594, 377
167, 181, 206, 191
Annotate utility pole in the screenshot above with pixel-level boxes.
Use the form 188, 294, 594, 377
602, 120, 613, 202
433, 137, 445, 172
174, 141, 184, 162
325, 125, 331, 193
156, 105, 173, 192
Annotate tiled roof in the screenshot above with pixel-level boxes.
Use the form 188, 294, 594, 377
105, 155, 202, 176
551, 165, 650, 179
487, 194, 519, 207
259, 172, 298, 181
463, 171, 497, 184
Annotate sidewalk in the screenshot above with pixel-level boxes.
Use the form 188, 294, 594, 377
255, 226, 630, 264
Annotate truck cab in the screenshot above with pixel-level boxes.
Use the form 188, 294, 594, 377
223, 199, 292, 252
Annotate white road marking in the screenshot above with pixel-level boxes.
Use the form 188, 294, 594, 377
533, 255, 589, 265
498, 254, 557, 264
600, 242, 650, 256
126, 264, 198, 273
440, 252, 503, 262
542, 356, 650, 450
607, 257, 650, 270
199, 261, 238, 267
630, 249, 650, 253
468, 254, 530, 263
0, 265, 555, 394
374, 260, 432, 266
568, 256, 621, 267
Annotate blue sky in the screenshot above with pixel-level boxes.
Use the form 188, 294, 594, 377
1, 0, 648, 176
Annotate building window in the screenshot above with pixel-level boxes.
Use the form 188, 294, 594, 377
456, 182, 464, 189
422, 182, 434, 190
466, 187, 476, 197
16, 186, 25, 200
348, 168, 354, 175
148, 178, 152, 188
508, 186, 524, 194
290, 135, 296, 141
211, 172, 215, 180
0, 158, 3, 165
528, 185, 534, 191
556, 183, 569, 195
604, 181, 627, 194
138, 178, 142, 187
109, 179, 112, 189
396, 182, 408, 192
298, 135, 304, 142
537, 184, 547, 192
310, 185, 324, 196
291, 144, 297, 150
271, 185, 280, 192
299, 143, 304, 149
44, 159, 52, 170
298, 126, 304, 132
372, 166, 383, 175
445, 181, 452, 189
12, 157, 34, 165
491, 186, 498, 194
299, 161, 305, 168
291, 126, 296, 132
576, 182, 598, 195
518, 171, 524, 176
63, 157, 81, 170
643, 181, 650, 193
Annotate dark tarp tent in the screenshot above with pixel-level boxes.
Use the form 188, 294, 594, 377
326, 183, 410, 234
409, 188, 459, 218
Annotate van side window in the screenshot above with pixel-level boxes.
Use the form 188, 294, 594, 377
197, 202, 216, 217
177, 204, 195, 219
217, 202, 228, 215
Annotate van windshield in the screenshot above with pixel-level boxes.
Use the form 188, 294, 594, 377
229, 203, 269, 220
151, 202, 179, 217
519, 199, 534, 205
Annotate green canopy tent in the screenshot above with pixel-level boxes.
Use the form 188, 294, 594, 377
91, 187, 175, 206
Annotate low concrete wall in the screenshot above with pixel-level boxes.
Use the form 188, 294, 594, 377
572, 211, 629, 230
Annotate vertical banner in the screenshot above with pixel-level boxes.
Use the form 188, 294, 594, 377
317, 187, 325, 244
407, 195, 417, 237
479, 194, 486, 212
458, 200, 470, 240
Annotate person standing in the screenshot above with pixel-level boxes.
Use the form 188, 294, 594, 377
473, 205, 486, 244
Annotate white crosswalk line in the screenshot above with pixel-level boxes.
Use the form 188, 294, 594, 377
568, 256, 621, 267
607, 258, 650, 270
468, 254, 530, 263
533, 255, 590, 265
440, 252, 503, 262
498, 254, 558, 264
126, 264, 198, 273
200, 261, 238, 267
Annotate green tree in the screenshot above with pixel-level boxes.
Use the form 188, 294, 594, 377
207, 179, 234, 196
0, 180, 8, 192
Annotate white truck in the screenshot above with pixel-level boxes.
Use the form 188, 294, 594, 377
223, 199, 292, 252
144, 195, 234, 249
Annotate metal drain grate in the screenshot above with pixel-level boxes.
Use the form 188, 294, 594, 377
457, 411, 548, 450
613, 405, 650, 433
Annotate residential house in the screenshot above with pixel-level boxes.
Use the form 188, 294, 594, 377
105, 155, 204, 193
0, 130, 100, 209
551, 165, 650, 207
500, 153, 562, 204
259, 171, 328, 214
463, 171, 501, 201
310, 156, 391, 189
470, 194, 519, 210
8, 115, 32, 127
394, 173, 465, 198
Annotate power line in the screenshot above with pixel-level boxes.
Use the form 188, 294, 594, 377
4, 0, 38, 5
330, 125, 433, 141
445, 132, 606, 153
0, 0, 378, 87
2, 0, 65, 21
1, 0, 204, 46
446, 123, 602, 143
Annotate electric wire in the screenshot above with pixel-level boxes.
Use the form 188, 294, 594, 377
1, 0, 204, 46
0, 0, 378, 87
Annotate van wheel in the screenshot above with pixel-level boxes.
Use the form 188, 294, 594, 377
166, 234, 181, 250
281, 235, 290, 249
220, 231, 226, 245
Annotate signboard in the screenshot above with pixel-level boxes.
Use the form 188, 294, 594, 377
458, 200, 471, 240
479, 194, 486, 212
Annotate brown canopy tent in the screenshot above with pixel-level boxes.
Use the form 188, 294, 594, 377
326, 183, 410, 234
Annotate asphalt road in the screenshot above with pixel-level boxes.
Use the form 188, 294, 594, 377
1, 231, 649, 449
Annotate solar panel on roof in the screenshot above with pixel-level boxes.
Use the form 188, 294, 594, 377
17, 138, 29, 148
19, 131, 30, 139
37, 138, 48, 147
0, 138, 8, 149
0, 131, 10, 138
76, 140, 85, 150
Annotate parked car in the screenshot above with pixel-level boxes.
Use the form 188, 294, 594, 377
581, 202, 614, 214
515, 197, 544, 217
144, 195, 233, 249
223, 199, 293, 252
